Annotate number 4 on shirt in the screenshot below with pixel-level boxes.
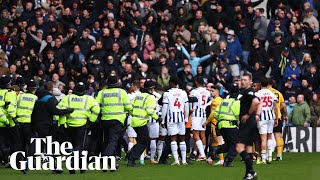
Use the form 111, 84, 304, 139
174, 98, 181, 109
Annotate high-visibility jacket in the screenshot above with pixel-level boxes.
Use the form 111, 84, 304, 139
16, 92, 37, 123
131, 93, 158, 128
96, 88, 132, 124
0, 89, 17, 127
57, 94, 100, 127
0, 101, 9, 127
213, 98, 240, 129
206, 96, 223, 128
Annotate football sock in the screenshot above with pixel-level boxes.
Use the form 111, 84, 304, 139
171, 141, 179, 163
157, 140, 164, 161
128, 142, 134, 151
276, 138, 284, 157
150, 140, 156, 161
179, 141, 187, 163
267, 139, 273, 158
196, 140, 205, 157
261, 150, 267, 161
240, 151, 253, 174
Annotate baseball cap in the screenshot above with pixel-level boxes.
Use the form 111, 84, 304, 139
227, 30, 235, 36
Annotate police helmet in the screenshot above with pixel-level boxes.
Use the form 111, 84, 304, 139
144, 80, 156, 89
107, 73, 119, 88
74, 82, 86, 95
16, 75, 25, 86
0, 75, 12, 87
27, 79, 38, 89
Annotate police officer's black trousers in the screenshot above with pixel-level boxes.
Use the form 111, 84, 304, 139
0, 127, 10, 163
217, 128, 238, 162
65, 126, 87, 170
19, 123, 34, 156
128, 125, 150, 162
101, 120, 122, 156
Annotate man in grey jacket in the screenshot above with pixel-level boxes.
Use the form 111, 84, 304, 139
253, 8, 268, 46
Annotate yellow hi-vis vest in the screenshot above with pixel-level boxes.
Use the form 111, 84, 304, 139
213, 98, 240, 129
57, 94, 100, 127
96, 88, 132, 124
0, 89, 17, 127
0, 101, 9, 127
131, 93, 158, 128
17, 92, 37, 123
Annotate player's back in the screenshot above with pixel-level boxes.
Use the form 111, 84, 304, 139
164, 88, 188, 123
190, 87, 210, 118
256, 89, 277, 121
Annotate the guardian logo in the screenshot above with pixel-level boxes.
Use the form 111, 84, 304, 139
10, 136, 116, 171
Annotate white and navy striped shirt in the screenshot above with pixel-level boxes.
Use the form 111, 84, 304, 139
190, 87, 210, 118
255, 89, 277, 121
163, 88, 188, 123
149, 91, 161, 123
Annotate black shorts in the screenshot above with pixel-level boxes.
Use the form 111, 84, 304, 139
238, 116, 257, 146
273, 119, 283, 133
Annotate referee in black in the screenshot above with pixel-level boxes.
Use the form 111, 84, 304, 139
236, 73, 262, 180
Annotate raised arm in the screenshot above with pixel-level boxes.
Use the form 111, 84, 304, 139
198, 54, 212, 63
181, 45, 191, 60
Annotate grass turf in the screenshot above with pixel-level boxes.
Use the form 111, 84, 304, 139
1, 153, 319, 180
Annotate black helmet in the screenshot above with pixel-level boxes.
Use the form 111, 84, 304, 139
107, 73, 119, 88
16, 75, 25, 86
27, 79, 37, 89
229, 84, 239, 96
0, 75, 12, 87
144, 80, 156, 89
74, 82, 86, 95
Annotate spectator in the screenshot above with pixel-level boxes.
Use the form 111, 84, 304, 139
303, 8, 319, 32
299, 79, 313, 104
253, 8, 268, 45
284, 58, 304, 87
286, 96, 297, 127
226, 30, 242, 79
310, 91, 320, 127
51, 73, 65, 88
289, 94, 311, 127
181, 46, 211, 75
157, 66, 170, 90
0, 57, 9, 76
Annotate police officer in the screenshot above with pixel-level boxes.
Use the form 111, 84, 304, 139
213, 85, 240, 167
127, 80, 161, 167
0, 75, 27, 173
0, 98, 10, 165
236, 73, 262, 180
95, 74, 132, 164
57, 82, 100, 174
16, 80, 38, 159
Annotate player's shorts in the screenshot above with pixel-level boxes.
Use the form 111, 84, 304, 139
167, 122, 186, 136
257, 120, 274, 134
273, 119, 283, 133
159, 125, 167, 136
191, 117, 206, 131
127, 126, 137, 138
238, 116, 257, 146
148, 122, 159, 139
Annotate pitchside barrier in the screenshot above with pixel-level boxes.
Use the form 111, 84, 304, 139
282, 127, 320, 152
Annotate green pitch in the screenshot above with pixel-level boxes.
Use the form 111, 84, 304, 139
1, 153, 319, 180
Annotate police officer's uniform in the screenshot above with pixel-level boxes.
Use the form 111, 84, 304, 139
57, 82, 100, 174
213, 86, 240, 166
127, 80, 160, 167
95, 74, 132, 157
16, 80, 38, 156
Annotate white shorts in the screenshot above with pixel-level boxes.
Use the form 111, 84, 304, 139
127, 126, 137, 138
167, 122, 186, 136
148, 122, 159, 139
159, 125, 167, 136
191, 117, 206, 131
258, 120, 274, 134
